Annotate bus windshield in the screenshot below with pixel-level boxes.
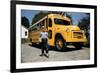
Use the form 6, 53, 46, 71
54, 18, 70, 25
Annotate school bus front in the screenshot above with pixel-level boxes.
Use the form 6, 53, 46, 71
59, 25, 86, 42
47, 14, 87, 50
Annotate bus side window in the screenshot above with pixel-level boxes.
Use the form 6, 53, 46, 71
37, 23, 40, 30
48, 19, 52, 27
40, 20, 45, 28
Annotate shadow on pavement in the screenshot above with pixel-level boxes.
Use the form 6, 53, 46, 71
28, 43, 83, 52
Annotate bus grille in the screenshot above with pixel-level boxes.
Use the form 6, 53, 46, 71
73, 32, 83, 38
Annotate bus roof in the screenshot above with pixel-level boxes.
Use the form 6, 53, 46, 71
29, 14, 71, 29
48, 14, 71, 21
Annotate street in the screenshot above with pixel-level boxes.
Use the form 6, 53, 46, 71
21, 43, 90, 63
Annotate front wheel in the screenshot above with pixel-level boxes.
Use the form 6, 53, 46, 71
55, 38, 65, 51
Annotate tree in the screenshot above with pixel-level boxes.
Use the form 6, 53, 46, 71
78, 13, 90, 47
31, 11, 49, 25
78, 13, 90, 32
21, 16, 30, 28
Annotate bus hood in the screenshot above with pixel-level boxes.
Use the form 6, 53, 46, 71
66, 25, 80, 31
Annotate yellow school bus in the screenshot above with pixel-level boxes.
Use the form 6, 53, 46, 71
29, 14, 87, 50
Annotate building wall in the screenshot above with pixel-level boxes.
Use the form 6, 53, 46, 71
21, 25, 28, 38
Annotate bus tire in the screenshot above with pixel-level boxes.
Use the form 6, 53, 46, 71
55, 37, 65, 51
32, 42, 34, 46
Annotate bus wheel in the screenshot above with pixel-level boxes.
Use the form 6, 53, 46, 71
32, 42, 34, 46
55, 38, 65, 51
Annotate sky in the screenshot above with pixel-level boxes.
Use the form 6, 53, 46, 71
21, 10, 40, 25
21, 10, 89, 25
67, 12, 88, 25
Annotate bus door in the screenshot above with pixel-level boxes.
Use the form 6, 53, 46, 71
47, 18, 53, 46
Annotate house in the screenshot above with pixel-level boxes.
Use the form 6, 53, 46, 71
21, 25, 28, 39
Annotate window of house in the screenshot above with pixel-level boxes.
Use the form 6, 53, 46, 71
25, 31, 27, 36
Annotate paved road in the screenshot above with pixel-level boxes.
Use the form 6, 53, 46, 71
21, 43, 90, 63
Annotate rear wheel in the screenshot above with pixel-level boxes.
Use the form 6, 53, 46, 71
30, 38, 33, 46
31, 42, 34, 46
55, 38, 65, 51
